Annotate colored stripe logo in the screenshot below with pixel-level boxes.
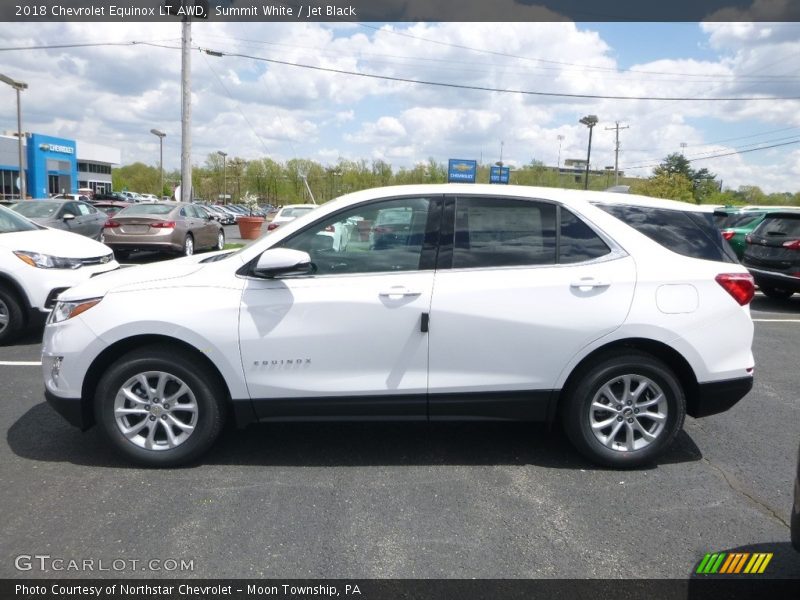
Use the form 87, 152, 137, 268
696, 552, 773, 574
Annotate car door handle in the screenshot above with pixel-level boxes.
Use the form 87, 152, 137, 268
570, 277, 610, 289
379, 286, 423, 297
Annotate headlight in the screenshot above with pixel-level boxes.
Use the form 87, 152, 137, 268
14, 251, 82, 269
48, 298, 103, 324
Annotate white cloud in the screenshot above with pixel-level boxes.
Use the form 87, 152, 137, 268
0, 21, 798, 193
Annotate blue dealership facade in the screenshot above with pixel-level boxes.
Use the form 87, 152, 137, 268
0, 132, 119, 200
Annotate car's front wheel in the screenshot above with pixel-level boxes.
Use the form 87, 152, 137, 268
0, 287, 23, 345
94, 347, 225, 466
562, 351, 685, 468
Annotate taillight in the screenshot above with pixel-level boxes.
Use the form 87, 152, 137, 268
150, 221, 176, 229
104, 219, 120, 228
721, 230, 735, 241
781, 240, 800, 250
715, 273, 755, 306
267, 222, 279, 231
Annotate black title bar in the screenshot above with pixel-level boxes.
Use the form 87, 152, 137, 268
2, 0, 799, 22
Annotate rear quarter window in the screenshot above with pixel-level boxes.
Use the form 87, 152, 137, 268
598, 204, 736, 263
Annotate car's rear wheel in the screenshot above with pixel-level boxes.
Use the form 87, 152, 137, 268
562, 351, 685, 468
760, 286, 794, 300
0, 287, 24, 345
215, 230, 225, 251
94, 347, 225, 467
183, 234, 194, 256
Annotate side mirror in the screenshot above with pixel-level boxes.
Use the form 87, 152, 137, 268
62, 213, 76, 221
253, 248, 313, 278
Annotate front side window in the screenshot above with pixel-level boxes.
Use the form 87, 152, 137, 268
280, 197, 432, 275
453, 197, 556, 268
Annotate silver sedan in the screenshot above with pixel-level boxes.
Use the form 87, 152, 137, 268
103, 201, 224, 258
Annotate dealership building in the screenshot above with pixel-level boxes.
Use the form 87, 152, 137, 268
0, 132, 121, 200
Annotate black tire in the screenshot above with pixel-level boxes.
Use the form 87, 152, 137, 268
562, 351, 686, 468
0, 286, 24, 345
183, 234, 194, 256
760, 286, 794, 300
94, 346, 225, 467
215, 229, 225, 251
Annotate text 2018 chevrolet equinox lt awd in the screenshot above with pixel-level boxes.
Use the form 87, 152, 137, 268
42, 185, 755, 468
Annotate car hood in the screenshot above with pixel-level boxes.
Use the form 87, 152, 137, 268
0, 228, 110, 257
59, 254, 211, 301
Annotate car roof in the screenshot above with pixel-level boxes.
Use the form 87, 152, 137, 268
329, 184, 714, 214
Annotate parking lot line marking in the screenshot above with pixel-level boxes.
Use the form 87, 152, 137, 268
0, 360, 41, 366
752, 318, 800, 323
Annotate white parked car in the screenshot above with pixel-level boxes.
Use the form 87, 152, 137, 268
266, 203, 318, 231
0, 205, 118, 344
41, 185, 754, 467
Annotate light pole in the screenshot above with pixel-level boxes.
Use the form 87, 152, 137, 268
217, 151, 227, 204
150, 129, 166, 198
556, 134, 564, 169
579, 115, 598, 190
0, 73, 28, 200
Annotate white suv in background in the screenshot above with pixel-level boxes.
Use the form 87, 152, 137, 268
41, 185, 754, 468
0, 205, 118, 344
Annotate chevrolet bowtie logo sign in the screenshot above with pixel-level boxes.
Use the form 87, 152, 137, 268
39, 143, 74, 154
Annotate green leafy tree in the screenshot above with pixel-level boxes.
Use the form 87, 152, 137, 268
631, 172, 694, 202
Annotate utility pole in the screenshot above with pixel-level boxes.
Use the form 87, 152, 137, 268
180, 15, 192, 203
605, 121, 629, 186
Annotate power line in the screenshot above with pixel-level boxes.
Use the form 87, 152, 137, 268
625, 138, 800, 171
356, 23, 800, 80
196, 46, 800, 102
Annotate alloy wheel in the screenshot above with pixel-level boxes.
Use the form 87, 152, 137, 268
113, 371, 199, 451
589, 374, 668, 452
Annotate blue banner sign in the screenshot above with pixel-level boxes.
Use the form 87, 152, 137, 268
448, 159, 478, 183
490, 166, 510, 184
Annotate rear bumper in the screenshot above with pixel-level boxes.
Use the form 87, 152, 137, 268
45, 389, 93, 431
689, 376, 753, 418
745, 267, 800, 293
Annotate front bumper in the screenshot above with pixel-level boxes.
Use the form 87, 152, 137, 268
689, 376, 753, 418
45, 388, 93, 430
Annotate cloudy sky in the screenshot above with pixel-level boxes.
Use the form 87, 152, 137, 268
1, 19, 799, 192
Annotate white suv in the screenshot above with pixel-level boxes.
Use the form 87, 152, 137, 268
41, 185, 754, 467
0, 205, 118, 344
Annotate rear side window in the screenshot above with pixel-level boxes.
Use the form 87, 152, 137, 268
453, 197, 556, 268
559, 208, 611, 263
598, 204, 735, 263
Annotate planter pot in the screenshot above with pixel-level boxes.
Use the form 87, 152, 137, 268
237, 216, 265, 240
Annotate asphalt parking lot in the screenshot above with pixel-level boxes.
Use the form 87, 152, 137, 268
0, 293, 798, 579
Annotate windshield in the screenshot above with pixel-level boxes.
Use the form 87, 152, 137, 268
118, 203, 175, 216
282, 207, 314, 218
720, 212, 765, 228
0, 205, 39, 233
12, 201, 60, 218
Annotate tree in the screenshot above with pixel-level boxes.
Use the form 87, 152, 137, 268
652, 153, 718, 204
631, 172, 694, 202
